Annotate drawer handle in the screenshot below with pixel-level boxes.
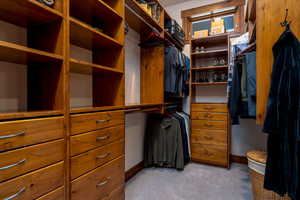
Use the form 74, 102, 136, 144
204, 114, 213, 118
203, 106, 215, 110
204, 136, 213, 140
0, 132, 25, 139
96, 119, 110, 123
204, 123, 213, 127
3, 187, 26, 200
96, 177, 111, 188
204, 151, 213, 156
96, 153, 111, 159
0, 159, 26, 171
96, 134, 111, 141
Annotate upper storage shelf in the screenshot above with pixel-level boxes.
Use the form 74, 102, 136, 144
125, 0, 163, 33
0, 0, 63, 28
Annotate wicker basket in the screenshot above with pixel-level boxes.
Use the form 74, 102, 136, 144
247, 151, 291, 200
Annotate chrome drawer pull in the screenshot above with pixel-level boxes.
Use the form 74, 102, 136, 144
96, 153, 111, 159
204, 136, 213, 140
204, 123, 213, 127
0, 132, 25, 139
0, 159, 26, 171
203, 106, 215, 110
96, 119, 110, 123
96, 134, 111, 141
204, 114, 212, 118
3, 187, 26, 200
96, 177, 111, 188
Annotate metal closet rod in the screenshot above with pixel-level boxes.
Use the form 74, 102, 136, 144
125, 3, 160, 34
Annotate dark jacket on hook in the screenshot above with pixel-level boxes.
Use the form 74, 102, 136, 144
263, 28, 300, 200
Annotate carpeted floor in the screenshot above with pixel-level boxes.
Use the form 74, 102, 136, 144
125, 163, 253, 200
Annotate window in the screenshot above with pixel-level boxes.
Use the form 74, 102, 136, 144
181, 0, 245, 42
191, 15, 234, 37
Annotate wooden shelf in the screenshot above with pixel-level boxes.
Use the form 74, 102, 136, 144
124, 103, 162, 110
0, 0, 63, 28
192, 65, 228, 70
125, 0, 163, 33
191, 49, 228, 58
236, 42, 256, 57
70, 17, 122, 50
71, 0, 123, 24
69, 58, 123, 75
0, 41, 63, 65
192, 82, 228, 86
70, 106, 124, 114
192, 33, 229, 44
0, 110, 63, 121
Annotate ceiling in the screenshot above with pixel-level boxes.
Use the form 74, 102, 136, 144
160, 0, 196, 7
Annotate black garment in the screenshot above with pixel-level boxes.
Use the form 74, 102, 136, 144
244, 52, 256, 117
263, 28, 300, 200
164, 47, 179, 94
172, 113, 190, 164
144, 114, 184, 170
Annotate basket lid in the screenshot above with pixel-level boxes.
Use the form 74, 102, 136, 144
246, 150, 267, 164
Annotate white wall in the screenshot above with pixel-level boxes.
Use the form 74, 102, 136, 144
124, 27, 148, 171
165, 0, 267, 156
0, 21, 27, 113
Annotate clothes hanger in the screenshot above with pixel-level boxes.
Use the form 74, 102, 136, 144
280, 9, 292, 30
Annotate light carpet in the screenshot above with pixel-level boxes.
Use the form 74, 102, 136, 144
125, 163, 253, 200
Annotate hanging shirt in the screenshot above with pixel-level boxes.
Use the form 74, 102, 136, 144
263, 28, 300, 200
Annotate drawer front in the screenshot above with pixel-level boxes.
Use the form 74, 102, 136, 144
191, 112, 227, 121
192, 104, 227, 113
101, 186, 124, 200
71, 156, 124, 200
71, 111, 124, 135
71, 125, 124, 156
0, 162, 64, 200
191, 144, 227, 166
71, 140, 124, 180
191, 129, 227, 146
0, 139, 64, 182
37, 187, 64, 200
0, 117, 64, 152
192, 120, 227, 130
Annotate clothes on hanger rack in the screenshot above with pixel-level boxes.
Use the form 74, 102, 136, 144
228, 35, 256, 125
262, 27, 300, 200
144, 111, 190, 170
164, 46, 190, 98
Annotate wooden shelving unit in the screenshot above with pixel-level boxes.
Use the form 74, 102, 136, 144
191, 49, 228, 58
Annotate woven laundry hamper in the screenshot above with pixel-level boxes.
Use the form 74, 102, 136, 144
246, 151, 291, 200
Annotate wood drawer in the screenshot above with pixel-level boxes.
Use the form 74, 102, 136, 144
37, 186, 64, 200
71, 140, 124, 180
71, 111, 124, 135
71, 156, 124, 200
191, 129, 227, 146
100, 185, 124, 200
0, 162, 64, 200
0, 117, 64, 152
192, 120, 227, 130
191, 144, 227, 166
71, 125, 124, 156
191, 112, 227, 121
0, 139, 64, 182
192, 103, 227, 113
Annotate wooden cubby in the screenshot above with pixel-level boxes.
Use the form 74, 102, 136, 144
69, 0, 125, 113
0, 0, 65, 120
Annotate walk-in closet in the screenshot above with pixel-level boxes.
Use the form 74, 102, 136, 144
0, 0, 299, 200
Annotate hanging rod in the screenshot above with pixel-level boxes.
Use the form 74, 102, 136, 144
125, 3, 160, 34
